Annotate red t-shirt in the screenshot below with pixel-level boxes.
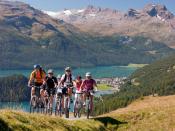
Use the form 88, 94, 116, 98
75, 80, 82, 91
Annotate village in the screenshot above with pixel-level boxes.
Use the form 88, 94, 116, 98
95, 77, 127, 91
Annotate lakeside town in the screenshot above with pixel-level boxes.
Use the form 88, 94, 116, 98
95, 77, 127, 91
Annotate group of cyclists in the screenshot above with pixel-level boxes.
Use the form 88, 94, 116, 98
28, 64, 98, 117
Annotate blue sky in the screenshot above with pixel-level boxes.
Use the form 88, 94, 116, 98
18, 0, 175, 14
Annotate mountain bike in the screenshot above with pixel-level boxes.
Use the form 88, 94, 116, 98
30, 86, 44, 113
73, 92, 83, 118
83, 90, 95, 119
55, 88, 63, 117
44, 89, 55, 115
63, 84, 73, 118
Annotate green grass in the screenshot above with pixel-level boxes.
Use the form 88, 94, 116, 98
1, 95, 175, 130
97, 84, 112, 91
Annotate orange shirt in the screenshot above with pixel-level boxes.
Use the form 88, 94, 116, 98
29, 70, 46, 84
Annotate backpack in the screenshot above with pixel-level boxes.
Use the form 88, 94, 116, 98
63, 74, 73, 85
33, 69, 44, 79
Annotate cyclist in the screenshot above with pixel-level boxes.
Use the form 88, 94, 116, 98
80, 72, 98, 111
59, 67, 74, 111
57, 74, 62, 83
43, 69, 58, 110
28, 64, 46, 97
73, 76, 83, 108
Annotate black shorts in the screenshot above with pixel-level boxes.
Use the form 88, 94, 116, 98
62, 87, 68, 95
33, 83, 42, 97
46, 88, 56, 97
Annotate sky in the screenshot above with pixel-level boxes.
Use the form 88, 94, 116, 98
17, 0, 175, 14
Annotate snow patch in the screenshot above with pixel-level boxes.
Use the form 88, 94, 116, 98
89, 13, 96, 17
43, 11, 60, 18
77, 9, 85, 13
63, 10, 72, 16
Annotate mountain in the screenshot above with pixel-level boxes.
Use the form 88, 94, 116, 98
45, 4, 175, 48
0, 1, 174, 69
1, 95, 175, 130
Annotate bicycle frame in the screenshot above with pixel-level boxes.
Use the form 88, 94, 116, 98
74, 92, 83, 118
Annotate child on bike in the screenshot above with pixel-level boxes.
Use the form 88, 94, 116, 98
73, 76, 83, 107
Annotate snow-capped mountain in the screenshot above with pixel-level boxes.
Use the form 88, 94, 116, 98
44, 4, 175, 48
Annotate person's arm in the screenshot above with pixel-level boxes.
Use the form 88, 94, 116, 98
42, 72, 46, 85
58, 75, 64, 88
93, 80, 98, 91
80, 80, 85, 91
73, 80, 76, 87
54, 77, 58, 87
28, 72, 34, 87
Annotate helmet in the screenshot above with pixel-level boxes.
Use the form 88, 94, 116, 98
48, 69, 54, 74
57, 74, 61, 79
34, 64, 40, 69
86, 72, 91, 77
65, 67, 71, 71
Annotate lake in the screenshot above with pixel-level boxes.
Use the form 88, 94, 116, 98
0, 66, 137, 112
0, 90, 114, 113
0, 66, 137, 78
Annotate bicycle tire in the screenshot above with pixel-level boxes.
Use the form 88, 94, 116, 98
65, 97, 69, 118
73, 101, 78, 118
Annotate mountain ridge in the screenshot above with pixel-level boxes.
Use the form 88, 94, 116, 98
44, 4, 175, 48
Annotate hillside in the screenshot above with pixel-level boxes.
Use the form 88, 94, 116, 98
93, 54, 175, 116
1, 95, 175, 130
0, 1, 174, 69
0, 75, 29, 102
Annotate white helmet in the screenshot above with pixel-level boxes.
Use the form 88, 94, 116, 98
65, 67, 71, 71
86, 72, 91, 77
48, 69, 54, 74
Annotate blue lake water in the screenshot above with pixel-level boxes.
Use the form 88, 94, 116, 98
0, 66, 137, 112
0, 66, 137, 78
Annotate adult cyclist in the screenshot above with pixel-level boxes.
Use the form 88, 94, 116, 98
59, 67, 74, 105
80, 72, 98, 112
43, 69, 58, 110
28, 64, 46, 98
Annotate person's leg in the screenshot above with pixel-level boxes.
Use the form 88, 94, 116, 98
90, 95, 94, 112
40, 89, 45, 99
68, 88, 73, 103
31, 87, 35, 97
83, 93, 87, 106
50, 95, 53, 108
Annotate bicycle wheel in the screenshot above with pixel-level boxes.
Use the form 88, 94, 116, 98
30, 97, 36, 113
44, 98, 48, 115
73, 101, 78, 118
78, 103, 82, 118
55, 98, 62, 117
65, 97, 69, 118
87, 101, 90, 119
